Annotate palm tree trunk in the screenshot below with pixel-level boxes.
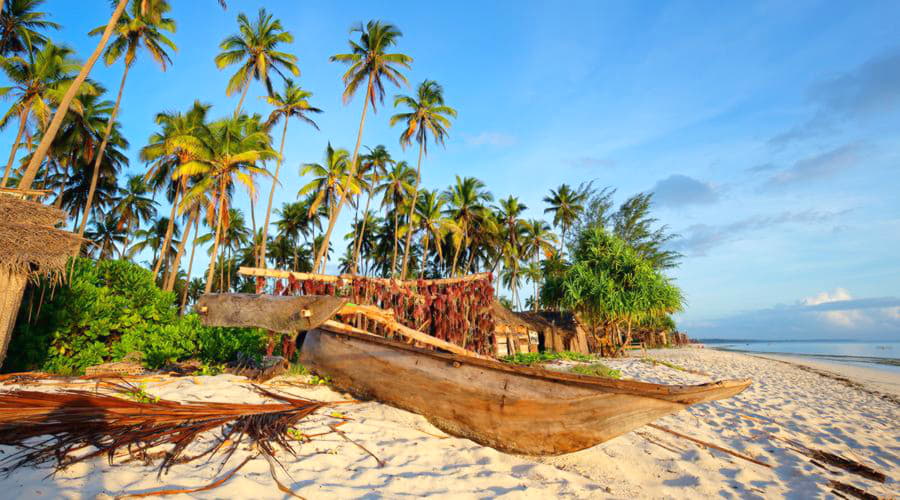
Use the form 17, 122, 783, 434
180, 215, 200, 313
1, 110, 28, 188
17, 0, 129, 191
390, 204, 400, 277
204, 183, 226, 294
164, 207, 197, 291
400, 141, 425, 279
260, 118, 288, 269
121, 217, 133, 260
78, 62, 131, 236
234, 81, 251, 117
450, 227, 465, 277
419, 235, 428, 279
559, 225, 566, 256
351, 187, 374, 274
152, 181, 181, 281
313, 72, 373, 273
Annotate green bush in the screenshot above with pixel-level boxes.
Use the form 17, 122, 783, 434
6, 258, 264, 375
571, 363, 622, 379
501, 350, 593, 366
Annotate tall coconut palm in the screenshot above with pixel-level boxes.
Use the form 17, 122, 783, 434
175, 115, 275, 294
17, 0, 130, 191
496, 195, 527, 257
543, 183, 588, 256
413, 189, 459, 278
275, 198, 315, 271
444, 175, 493, 276
78, 0, 176, 236
214, 7, 299, 116
0, 0, 59, 56
17, 0, 228, 191
390, 79, 456, 279
520, 219, 557, 311
375, 159, 414, 276
85, 214, 126, 260
315, 20, 412, 273
351, 144, 392, 274
141, 100, 210, 281
0, 43, 91, 187
298, 143, 358, 272
258, 79, 320, 267
112, 174, 156, 257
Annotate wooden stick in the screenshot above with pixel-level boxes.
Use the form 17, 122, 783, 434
239, 266, 490, 287
332, 305, 492, 360
647, 423, 771, 468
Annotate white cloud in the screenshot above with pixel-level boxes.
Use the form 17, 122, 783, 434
801, 288, 865, 328
463, 132, 516, 147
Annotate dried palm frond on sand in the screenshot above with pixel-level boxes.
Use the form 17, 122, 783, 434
0, 384, 344, 497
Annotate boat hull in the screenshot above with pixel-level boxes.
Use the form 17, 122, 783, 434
301, 326, 751, 455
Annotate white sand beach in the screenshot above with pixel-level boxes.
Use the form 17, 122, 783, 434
0, 348, 897, 499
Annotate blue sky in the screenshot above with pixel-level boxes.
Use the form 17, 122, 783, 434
7, 0, 900, 340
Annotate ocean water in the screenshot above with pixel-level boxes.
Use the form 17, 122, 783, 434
702, 340, 900, 374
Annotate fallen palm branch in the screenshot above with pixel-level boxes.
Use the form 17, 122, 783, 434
0, 384, 342, 495
771, 435, 887, 483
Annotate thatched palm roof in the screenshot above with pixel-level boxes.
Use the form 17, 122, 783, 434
491, 301, 534, 331
0, 195, 79, 279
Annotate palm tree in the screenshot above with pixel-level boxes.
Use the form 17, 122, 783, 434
275, 199, 315, 271
376, 160, 414, 276
141, 100, 210, 281
496, 195, 527, 256
0, 0, 59, 56
258, 79, 320, 267
444, 176, 493, 276
351, 144, 392, 274
175, 115, 275, 293
112, 174, 156, 257
0, 43, 91, 187
315, 20, 412, 273
214, 7, 299, 116
520, 219, 557, 311
413, 189, 459, 278
78, 0, 176, 236
85, 214, 126, 260
17, 0, 228, 191
130, 215, 179, 267
543, 183, 588, 256
298, 143, 358, 272
17, 0, 131, 191
390, 79, 457, 279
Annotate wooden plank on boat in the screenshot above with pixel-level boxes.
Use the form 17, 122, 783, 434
196, 294, 348, 333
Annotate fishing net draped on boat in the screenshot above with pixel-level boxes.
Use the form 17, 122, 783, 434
247, 268, 497, 356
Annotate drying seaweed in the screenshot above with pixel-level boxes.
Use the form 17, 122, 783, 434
0, 383, 342, 495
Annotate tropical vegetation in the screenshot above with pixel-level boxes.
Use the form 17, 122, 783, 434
1, 1, 686, 370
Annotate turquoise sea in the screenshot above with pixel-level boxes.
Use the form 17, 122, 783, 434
701, 340, 900, 374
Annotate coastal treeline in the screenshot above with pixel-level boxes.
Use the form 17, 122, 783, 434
0, 0, 683, 371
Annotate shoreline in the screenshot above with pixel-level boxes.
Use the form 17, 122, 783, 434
741, 351, 900, 400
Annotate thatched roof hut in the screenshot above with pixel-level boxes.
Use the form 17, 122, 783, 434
491, 301, 540, 357
0, 193, 81, 367
516, 311, 591, 355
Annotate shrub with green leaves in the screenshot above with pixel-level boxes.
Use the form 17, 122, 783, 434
501, 350, 593, 366
5, 258, 265, 375
571, 363, 622, 379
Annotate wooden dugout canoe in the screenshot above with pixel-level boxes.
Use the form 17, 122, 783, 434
301, 324, 751, 456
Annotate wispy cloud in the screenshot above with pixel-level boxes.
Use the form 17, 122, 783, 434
671, 210, 847, 256
763, 143, 865, 189
769, 48, 900, 147
565, 156, 616, 168
462, 131, 516, 147
651, 174, 719, 208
